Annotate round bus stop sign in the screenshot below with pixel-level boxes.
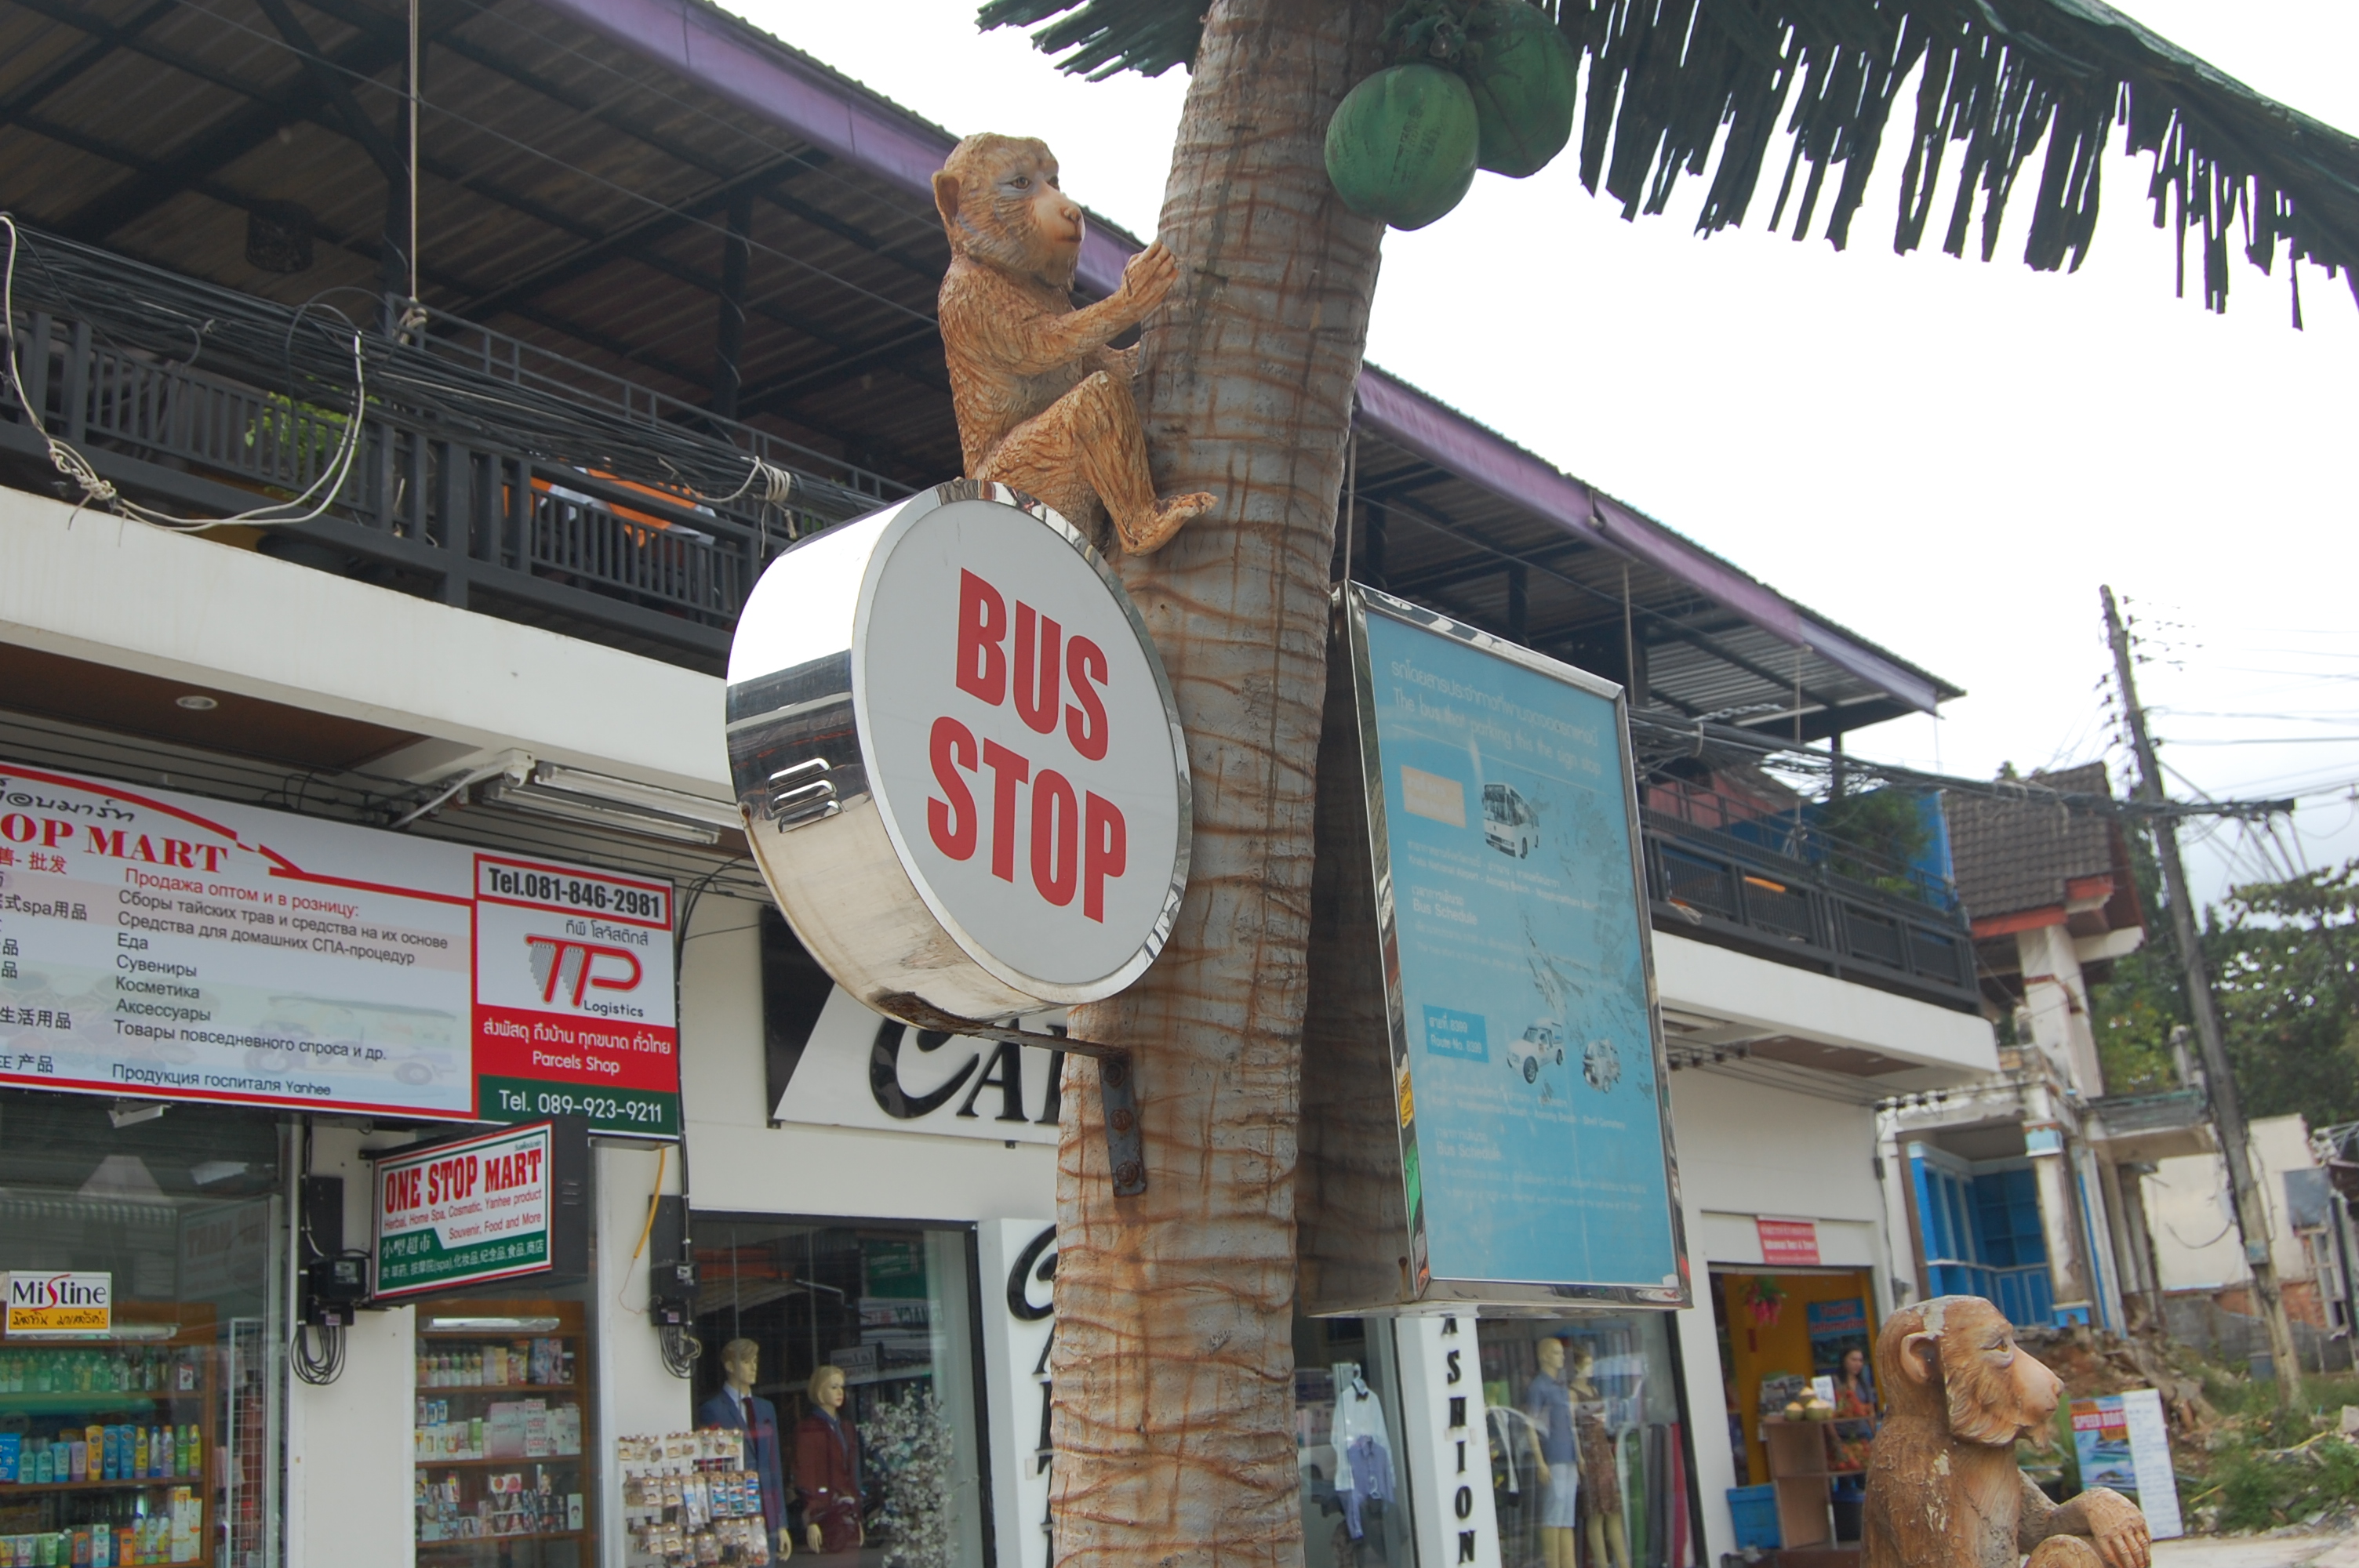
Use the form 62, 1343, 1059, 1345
725, 481, 1190, 1025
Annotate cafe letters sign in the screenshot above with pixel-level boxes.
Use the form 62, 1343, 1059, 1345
726, 481, 1190, 1026
373, 1121, 578, 1300
5, 1271, 112, 1338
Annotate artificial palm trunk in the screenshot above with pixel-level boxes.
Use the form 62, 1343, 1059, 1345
1052, 2, 1386, 1564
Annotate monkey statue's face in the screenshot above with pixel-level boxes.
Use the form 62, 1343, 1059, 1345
932, 133, 1085, 290
1882, 1295, 2063, 1447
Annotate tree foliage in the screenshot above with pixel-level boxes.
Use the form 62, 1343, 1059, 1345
2092, 843, 2359, 1123
978, 0, 2359, 318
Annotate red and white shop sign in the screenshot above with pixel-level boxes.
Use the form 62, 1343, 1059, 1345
728, 483, 1190, 1021
1756, 1217, 1822, 1267
858, 499, 1186, 993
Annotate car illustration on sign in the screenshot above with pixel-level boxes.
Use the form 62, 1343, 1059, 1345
1507, 1018, 1565, 1083
1482, 783, 1539, 858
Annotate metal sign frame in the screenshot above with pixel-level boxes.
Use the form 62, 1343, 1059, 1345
1325, 584, 1690, 1312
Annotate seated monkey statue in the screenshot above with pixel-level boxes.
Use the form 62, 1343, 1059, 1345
932, 133, 1213, 554
1863, 1296, 2150, 1568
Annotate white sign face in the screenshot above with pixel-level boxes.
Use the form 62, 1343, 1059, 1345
856, 498, 1187, 994
1394, 1316, 1503, 1568
770, 986, 1061, 1144
5, 1271, 112, 1338
0, 760, 675, 1132
976, 1220, 1057, 1568
375, 1123, 557, 1300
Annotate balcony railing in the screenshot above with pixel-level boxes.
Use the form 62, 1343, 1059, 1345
1641, 808, 1980, 1011
2, 238, 908, 668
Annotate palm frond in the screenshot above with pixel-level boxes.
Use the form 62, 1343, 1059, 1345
976, 0, 2359, 316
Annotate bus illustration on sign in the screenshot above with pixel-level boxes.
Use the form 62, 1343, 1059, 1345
1481, 783, 1539, 858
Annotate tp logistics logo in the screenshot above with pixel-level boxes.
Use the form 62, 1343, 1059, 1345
524, 935, 643, 1011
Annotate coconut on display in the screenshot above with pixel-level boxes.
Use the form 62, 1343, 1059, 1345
1325, 0, 1580, 229
723, 481, 1192, 1029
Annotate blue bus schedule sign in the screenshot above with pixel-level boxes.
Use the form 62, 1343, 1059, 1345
1357, 593, 1685, 1302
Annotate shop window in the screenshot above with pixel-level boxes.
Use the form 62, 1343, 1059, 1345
411, 1292, 596, 1568
1292, 1316, 1411, 1568
1479, 1313, 1695, 1568
690, 1218, 985, 1568
0, 1090, 286, 1568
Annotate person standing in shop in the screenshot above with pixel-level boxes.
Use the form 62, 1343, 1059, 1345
699, 1338, 795, 1560
796, 1363, 863, 1555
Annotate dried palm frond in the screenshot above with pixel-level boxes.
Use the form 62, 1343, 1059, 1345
975, 0, 2359, 318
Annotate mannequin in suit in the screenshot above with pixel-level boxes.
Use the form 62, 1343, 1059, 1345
796, 1363, 863, 1554
697, 1339, 794, 1560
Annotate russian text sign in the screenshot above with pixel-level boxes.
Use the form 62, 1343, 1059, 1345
374, 1122, 558, 1299
0, 760, 674, 1132
1352, 590, 1685, 1305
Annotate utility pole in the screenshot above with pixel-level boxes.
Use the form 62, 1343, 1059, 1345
2103, 586, 2303, 1405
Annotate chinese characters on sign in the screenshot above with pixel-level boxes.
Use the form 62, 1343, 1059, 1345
0, 762, 677, 1134
374, 1123, 558, 1299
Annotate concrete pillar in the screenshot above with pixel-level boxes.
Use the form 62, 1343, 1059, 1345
2109, 1160, 2165, 1330
2015, 922, 2104, 1095
2023, 1083, 2089, 1323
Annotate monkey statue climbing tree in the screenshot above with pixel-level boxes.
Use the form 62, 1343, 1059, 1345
932, 133, 1214, 554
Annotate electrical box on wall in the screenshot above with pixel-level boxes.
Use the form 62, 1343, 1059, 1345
297, 1174, 370, 1327
645, 1196, 697, 1327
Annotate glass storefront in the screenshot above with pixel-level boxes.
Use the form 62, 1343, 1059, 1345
1479, 1313, 1696, 1568
1293, 1316, 1413, 1568
0, 1090, 286, 1568
409, 1287, 597, 1568
691, 1217, 984, 1568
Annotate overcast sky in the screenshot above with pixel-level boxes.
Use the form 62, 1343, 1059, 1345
731, 0, 2359, 910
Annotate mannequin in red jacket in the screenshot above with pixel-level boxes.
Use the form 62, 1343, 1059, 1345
795, 1363, 863, 1554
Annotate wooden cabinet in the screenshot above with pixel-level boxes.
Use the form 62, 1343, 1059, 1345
412, 1300, 594, 1568
0, 1308, 217, 1566
1762, 1417, 1835, 1552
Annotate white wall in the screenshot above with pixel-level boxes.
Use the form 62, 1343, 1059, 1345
674, 891, 1060, 1223
2144, 1113, 2317, 1290
1653, 933, 1997, 1081
286, 1124, 420, 1568
596, 1140, 692, 1544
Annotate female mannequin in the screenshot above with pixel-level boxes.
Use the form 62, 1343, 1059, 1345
1525, 1338, 1579, 1568
1568, 1345, 1629, 1568
795, 1365, 863, 1554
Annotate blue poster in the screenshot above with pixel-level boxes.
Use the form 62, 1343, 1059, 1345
1361, 601, 1681, 1296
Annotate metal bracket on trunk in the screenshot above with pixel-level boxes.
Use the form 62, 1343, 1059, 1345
965, 1023, 1144, 1199
871, 995, 1144, 1197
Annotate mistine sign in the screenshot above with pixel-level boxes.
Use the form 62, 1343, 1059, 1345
727, 482, 1190, 1027
5, 1271, 112, 1338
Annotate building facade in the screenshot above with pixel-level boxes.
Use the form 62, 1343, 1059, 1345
0, 0, 1995, 1563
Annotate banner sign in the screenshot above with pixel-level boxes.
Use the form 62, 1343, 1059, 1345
4, 1271, 112, 1338
375, 1122, 558, 1299
1757, 1218, 1822, 1266
1350, 588, 1684, 1306
2070, 1390, 2183, 1539
0, 760, 676, 1134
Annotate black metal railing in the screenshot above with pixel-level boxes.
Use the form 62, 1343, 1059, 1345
1641, 808, 1979, 1011
3, 270, 907, 666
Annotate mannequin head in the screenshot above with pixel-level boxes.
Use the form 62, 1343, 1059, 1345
809, 1363, 848, 1413
721, 1339, 759, 1395
1568, 1343, 1596, 1392
1536, 1338, 1565, 1377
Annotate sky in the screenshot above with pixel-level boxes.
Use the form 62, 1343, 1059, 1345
728, 0, 2359, 910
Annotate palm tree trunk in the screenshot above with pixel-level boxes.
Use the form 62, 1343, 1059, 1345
1055, 2, 1386, 1564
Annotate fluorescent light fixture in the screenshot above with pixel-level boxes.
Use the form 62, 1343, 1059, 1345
174, 695, 218, 711
483, 782, 721, 844
424, 1316, 561, 1334
107, 1101, 168, 1129
525, 765, 743, 829
191, 1160, 249, 1186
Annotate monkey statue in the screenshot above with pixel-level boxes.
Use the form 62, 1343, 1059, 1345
932, 133, 1214, 555
1863, 1297, 2150, 1568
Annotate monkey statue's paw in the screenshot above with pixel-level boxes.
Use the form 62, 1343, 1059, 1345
1119, 491, 1215, 554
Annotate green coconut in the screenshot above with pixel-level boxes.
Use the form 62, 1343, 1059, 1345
1466, 2, 1579, 179
1325, 64, 1480, 231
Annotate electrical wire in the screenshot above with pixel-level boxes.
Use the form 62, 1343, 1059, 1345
5, 213, 369, 531
289, 1322, 345, 1385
